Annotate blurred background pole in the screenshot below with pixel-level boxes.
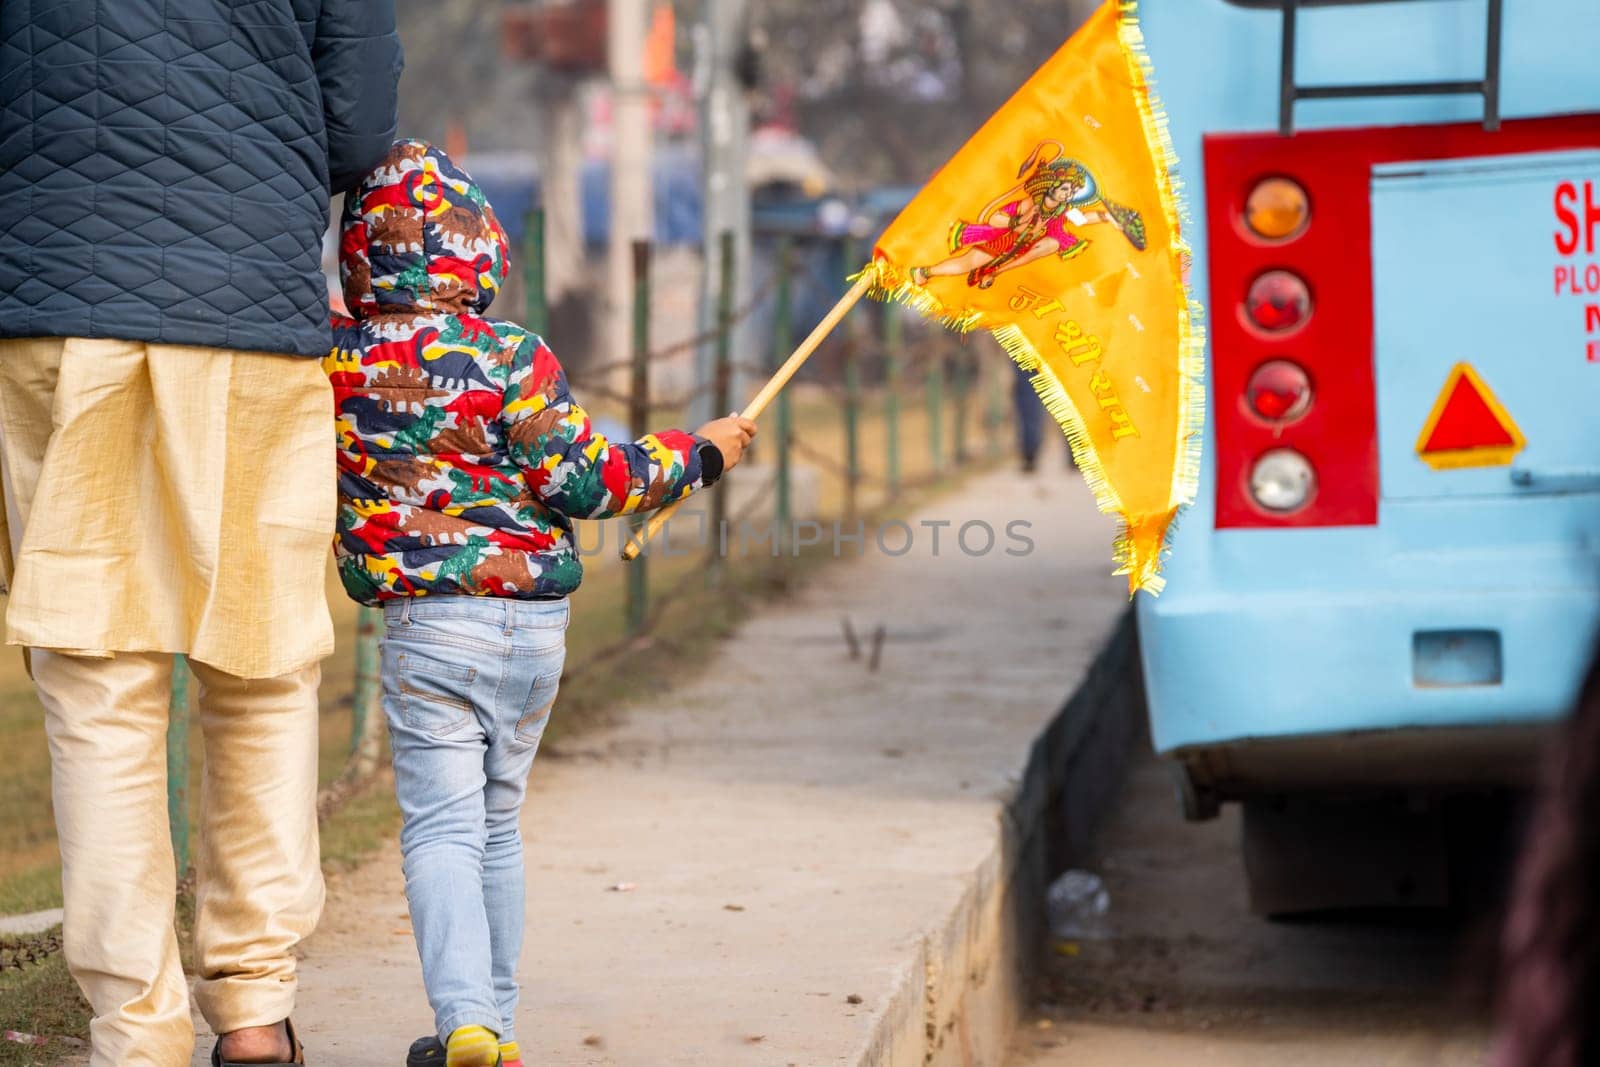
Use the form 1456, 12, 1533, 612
708, 229, 735, 574
348, 606, 384, 781
927, 345, 945, 472
844, 344, 861, 520
523, 207, 549, 335
608, 0, 654, 388
884, 309, 902, 500
985, 353, 1004, 461
841, 256, 862, 521
166, 657, 191, 877
952, 350, 970, 464
692, 0, 753, 424
533, 71, 585, 334
773, 237, 794, 549
627, 239, 652, 637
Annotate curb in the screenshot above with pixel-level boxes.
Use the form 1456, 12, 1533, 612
0, 908, 64, 937
857, 608, 1144, 1066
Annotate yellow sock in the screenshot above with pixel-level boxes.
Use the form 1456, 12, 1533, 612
445, 1025, 499, 1067
499, 1040, 522, 1066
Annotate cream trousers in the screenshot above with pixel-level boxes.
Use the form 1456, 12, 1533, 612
34, 650, 325, 1066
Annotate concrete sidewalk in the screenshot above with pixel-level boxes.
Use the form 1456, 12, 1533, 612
194, 469, 1127, 1066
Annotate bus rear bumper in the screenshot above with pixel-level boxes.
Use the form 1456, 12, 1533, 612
1138, 584, 1600, 790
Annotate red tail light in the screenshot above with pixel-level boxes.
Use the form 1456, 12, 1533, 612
1246, 360, 1313, 423
1245, 270, 1311, 333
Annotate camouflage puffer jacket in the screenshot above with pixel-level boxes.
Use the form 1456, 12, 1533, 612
326, 141, 711, 605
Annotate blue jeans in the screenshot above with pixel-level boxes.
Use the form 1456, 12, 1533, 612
381, 596, 569, 1045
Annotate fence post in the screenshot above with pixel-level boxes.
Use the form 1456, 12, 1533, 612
349, 605, 383, 776
951, 349, 970, 465
709, 229, 735, 573
842, 242, 862, 522
773, 237, 794, 550
927, 344, 945, 474
884, 308, 902, 500
166, 657, 191, 877
985, 351, 1004, 461
523, 207, 549, 335
626, 239, 652, 637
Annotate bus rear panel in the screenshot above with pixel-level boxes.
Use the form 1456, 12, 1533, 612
1135, 0, 1600, 816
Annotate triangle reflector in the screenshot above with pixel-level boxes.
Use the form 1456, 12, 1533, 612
1415, 363, 1525, 470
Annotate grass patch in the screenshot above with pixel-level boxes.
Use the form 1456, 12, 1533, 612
0, 867, 60, 921
0, 939, 87, 1066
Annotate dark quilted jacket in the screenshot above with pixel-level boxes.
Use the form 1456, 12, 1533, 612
0, 1, 404, 358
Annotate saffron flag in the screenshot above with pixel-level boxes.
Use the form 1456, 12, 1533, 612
864, 0, 1202, 594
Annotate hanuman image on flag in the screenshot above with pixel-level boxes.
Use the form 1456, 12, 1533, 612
909, 141, 1148, 291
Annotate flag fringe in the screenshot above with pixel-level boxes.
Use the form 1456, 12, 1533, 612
854, 261, 986, 335
1115, 0, 1206, 592
993, 322, 1164, 592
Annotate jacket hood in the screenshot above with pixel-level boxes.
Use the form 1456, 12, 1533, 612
339, 140, 509, 319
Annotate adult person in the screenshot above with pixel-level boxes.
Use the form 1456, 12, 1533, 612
0, 3, 402, 1065
1014, 364, 1048, 473
1013, 365, 1076, 474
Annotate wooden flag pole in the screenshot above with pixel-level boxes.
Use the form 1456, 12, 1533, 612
621, 273, 874, 561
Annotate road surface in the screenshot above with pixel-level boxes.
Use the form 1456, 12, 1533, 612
1009, 751, 1502, 1066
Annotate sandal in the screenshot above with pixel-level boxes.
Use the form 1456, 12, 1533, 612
211, 1019, 305, 1066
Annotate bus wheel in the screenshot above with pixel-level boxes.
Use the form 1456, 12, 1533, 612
1241, 794, 1449, 917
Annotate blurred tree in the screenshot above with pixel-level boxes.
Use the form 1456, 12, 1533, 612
749, 0, 1100, 190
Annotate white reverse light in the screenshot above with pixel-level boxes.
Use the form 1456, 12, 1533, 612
1249, 448, 1315, 512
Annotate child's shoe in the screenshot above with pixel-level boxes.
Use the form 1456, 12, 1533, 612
406, 1036, 444, 1066
445, 1026, 501, 1067
405, 1030, 503, 1067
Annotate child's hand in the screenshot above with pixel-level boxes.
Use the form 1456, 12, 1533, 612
696, 415, 759, 472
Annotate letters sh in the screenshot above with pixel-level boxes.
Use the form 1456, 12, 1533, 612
1553, 180, 1600, 361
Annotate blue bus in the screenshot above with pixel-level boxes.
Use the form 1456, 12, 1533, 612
1136, 0, 1600, 911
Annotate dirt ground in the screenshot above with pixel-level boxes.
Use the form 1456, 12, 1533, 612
1009, 752, 1505, 1067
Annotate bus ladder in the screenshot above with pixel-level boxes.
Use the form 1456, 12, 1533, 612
1276, 0, 1504, 136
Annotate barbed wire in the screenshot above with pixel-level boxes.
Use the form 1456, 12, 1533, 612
568, 340, 969, 418
786, 436, 961, 493
0, 928, 62, 972
565, 268, 783, 387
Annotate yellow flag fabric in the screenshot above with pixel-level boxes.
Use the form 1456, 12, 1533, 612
864, 0, 1202, 594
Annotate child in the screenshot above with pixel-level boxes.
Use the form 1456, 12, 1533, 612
325, 140, 755, 1067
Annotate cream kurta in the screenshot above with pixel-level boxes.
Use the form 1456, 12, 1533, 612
0, 337, 335, 678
